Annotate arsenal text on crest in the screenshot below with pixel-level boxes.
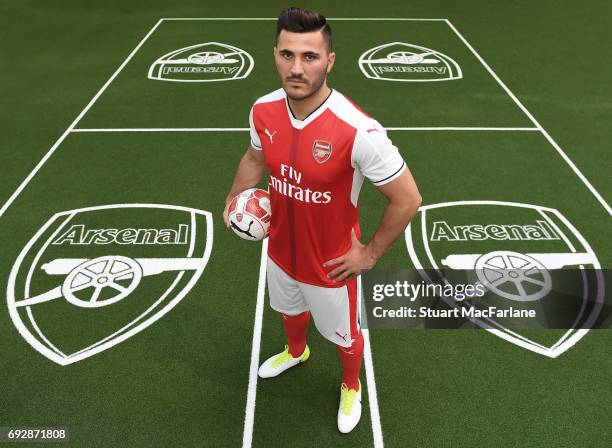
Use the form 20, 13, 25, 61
312, 140, 332, 164
51, 224, 189, 245
430, 220, 560, 241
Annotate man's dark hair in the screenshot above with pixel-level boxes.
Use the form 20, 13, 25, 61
276, 7, 332, 51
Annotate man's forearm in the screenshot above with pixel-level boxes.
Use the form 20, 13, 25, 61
225, 150, 266, 204
365, 200, 420, 262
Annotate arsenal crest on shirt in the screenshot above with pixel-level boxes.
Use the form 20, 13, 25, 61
312, 140, 332, 164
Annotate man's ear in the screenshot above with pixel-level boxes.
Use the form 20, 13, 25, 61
273, 46, 277, 57
326, 51, 336, 73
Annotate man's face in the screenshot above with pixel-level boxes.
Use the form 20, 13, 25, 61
274, 29, 336, 100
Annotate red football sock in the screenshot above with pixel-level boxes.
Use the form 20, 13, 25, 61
337, 331, 364, 391
282, 311, 310, 357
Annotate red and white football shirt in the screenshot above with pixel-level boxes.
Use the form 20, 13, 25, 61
249, 88, 406, 287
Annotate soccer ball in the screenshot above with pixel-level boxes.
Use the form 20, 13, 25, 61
227, 188, 271, 241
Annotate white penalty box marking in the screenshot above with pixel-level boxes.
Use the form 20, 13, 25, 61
3, 18, 607, 218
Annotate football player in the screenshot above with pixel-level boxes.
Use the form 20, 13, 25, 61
223, 7, 422, 433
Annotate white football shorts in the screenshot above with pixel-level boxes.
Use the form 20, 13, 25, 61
266, 257, 361, 348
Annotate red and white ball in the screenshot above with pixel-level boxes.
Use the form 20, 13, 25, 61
227, 188, 271, 241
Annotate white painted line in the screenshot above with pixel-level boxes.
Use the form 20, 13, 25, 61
537, 131, 611, 214
385, 127, 539, 131
242, 239, 268, 448
14, 287, 61, 307
71, 127, 540, 133
26, 307, 67, 358
162, 17, 446, 22
71, 128, 250, 132
163, 17, 277, 21
363, 329, 384, 448
445, 19, 611, 216
0, 19, 164, 219
329, 18, 446, 21
242, 248, 384, 447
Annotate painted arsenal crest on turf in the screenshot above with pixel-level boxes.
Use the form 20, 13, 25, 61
405, 201, 603, 358
359, 42, 462, 82
312, 140, 332, 164
148, 42, 254, 82
7, 204, 213, 365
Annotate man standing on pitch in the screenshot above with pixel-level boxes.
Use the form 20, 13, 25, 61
223, 7, 422, 433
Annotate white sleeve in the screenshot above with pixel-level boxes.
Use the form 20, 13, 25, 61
351, 120, 406, 186
249, 107, 262, 150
